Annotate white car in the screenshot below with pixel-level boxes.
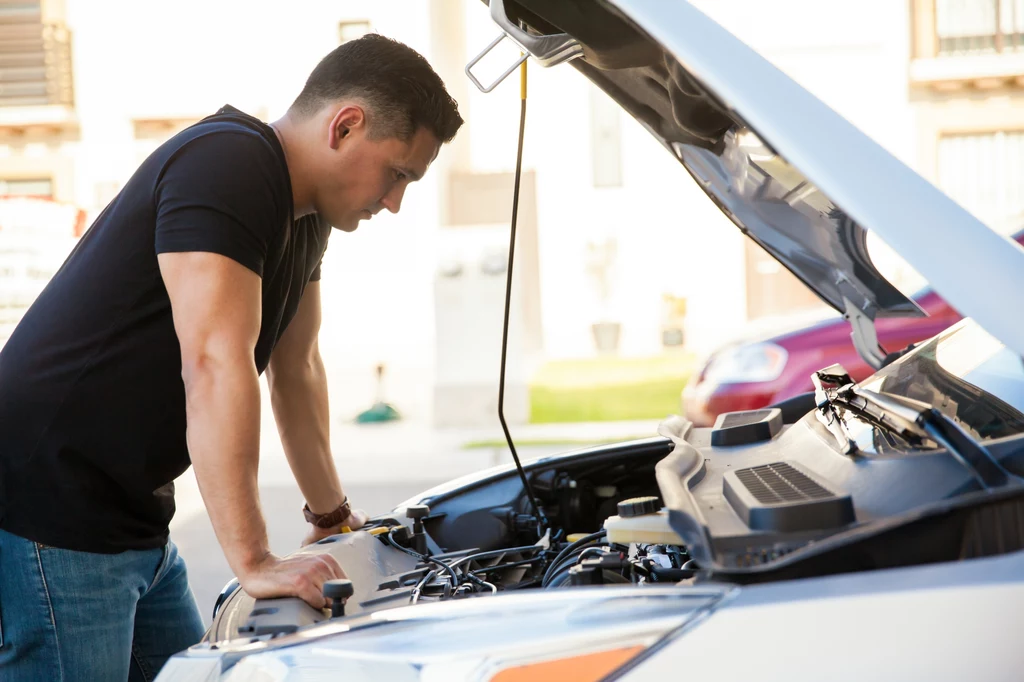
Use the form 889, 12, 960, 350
159, 1, 1024, 680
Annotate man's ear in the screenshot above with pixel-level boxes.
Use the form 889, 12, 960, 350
328, 105, 366, 150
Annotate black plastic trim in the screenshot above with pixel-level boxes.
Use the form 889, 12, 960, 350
711, 408, 783, 447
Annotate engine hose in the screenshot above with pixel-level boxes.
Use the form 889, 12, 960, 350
464, 572, 498, 594
411, 569, 438, 604
547, 553, 593, 581
649, 565, 696, 582
541, 530, 608, 587
546, 565, 631, 588
449, 544, 545, 571
386, 529, 460, 596
543, 540, 608, 585
468, 557, 542, 575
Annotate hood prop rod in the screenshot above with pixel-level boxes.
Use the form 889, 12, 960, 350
497, 59, 548, 533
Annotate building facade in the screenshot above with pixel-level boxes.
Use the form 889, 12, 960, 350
0, 0, 1021, 425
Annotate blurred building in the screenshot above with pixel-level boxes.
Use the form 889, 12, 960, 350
0, 0, 1021, 426
910, 0, 1024, 234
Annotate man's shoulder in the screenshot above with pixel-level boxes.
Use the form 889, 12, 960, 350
171, 107, 278, 157
155, 105, 288, 196
192, 105, 273, 136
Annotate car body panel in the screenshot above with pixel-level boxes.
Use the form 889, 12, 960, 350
167, 542, 1024, 680
623, 549, 1024, 681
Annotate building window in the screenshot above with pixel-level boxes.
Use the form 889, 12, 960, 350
0, 178, 52, 197
338, 20, 370, 44
0, 0, 74, 107
935, 0, 1024, 55
938, 131, 1024, 233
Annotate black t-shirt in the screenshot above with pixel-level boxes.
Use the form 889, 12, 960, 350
0, 105, 331, 553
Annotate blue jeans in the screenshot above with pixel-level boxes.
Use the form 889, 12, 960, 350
0, 528, 206, 681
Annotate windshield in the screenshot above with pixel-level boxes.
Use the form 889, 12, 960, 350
847, 319, 1024, 452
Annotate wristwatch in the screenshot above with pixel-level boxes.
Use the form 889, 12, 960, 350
303, 497, 352, 529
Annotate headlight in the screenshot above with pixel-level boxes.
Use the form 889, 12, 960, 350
701, 343, 788, 384
158, 587, 730, 682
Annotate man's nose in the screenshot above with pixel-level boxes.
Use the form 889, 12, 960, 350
380, 184, 407, 215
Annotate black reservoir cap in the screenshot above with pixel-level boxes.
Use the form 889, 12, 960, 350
323, 579, 354, 602
617, 496, 660, 518
406, 504, 430, 520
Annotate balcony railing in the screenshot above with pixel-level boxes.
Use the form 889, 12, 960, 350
0, 0, 73, 108
936, 0, 1024, 56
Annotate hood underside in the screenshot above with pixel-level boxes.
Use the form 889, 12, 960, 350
484, 0, 1024, 359
498, 0, 921, 323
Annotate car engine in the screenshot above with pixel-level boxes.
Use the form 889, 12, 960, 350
210, 407, 1024, 643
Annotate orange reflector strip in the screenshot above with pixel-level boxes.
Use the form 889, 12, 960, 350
490, 645, 645, 682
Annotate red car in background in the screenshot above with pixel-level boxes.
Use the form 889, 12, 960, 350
682, 229, 1024, 427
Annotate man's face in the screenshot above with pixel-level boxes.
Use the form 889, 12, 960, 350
314, 106, 441, 232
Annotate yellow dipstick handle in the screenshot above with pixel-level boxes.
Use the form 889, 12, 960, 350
520, 57, 527, 100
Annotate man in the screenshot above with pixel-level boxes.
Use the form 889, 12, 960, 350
0, 34, 463, 680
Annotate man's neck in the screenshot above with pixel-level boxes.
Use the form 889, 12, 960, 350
269, 114, 316, 219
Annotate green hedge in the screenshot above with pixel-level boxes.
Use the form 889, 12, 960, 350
528, 354, 694, 423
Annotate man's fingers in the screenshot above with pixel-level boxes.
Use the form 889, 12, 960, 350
317, 553, 345, 580
298, 555, 344, 607
293, 564, 329, 609
240, 553, 347, 609
300, 582, 327, 609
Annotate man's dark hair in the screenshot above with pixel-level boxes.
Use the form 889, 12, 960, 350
291, 34, 463, 144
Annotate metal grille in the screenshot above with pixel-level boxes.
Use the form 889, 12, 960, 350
735, 462, 834, 505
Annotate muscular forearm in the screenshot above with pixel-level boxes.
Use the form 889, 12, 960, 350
267, 350, 345, 514
183, 355, 269, 578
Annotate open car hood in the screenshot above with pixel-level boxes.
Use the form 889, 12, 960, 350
480, 0, 1024, 360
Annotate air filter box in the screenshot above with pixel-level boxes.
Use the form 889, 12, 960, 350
723, 461, 854, 532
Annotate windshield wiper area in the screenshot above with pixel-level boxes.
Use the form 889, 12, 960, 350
812, 364, 1015, 490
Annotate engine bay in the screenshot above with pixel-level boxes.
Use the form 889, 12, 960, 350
195, 0, 1024, 655
210, 404, 1024, 643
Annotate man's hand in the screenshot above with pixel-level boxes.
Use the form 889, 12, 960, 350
239, 552, 347, 610
301, 508, 371, 547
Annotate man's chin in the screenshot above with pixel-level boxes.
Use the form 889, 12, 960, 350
330, 218, 360, 233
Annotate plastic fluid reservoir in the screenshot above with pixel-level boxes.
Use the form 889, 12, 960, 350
603, 496, 686, 545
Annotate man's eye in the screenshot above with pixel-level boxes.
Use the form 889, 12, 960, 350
393, 170, 406, 181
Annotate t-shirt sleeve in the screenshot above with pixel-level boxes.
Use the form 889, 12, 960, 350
309, 259, 322, 282
154, 131, 284, 277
